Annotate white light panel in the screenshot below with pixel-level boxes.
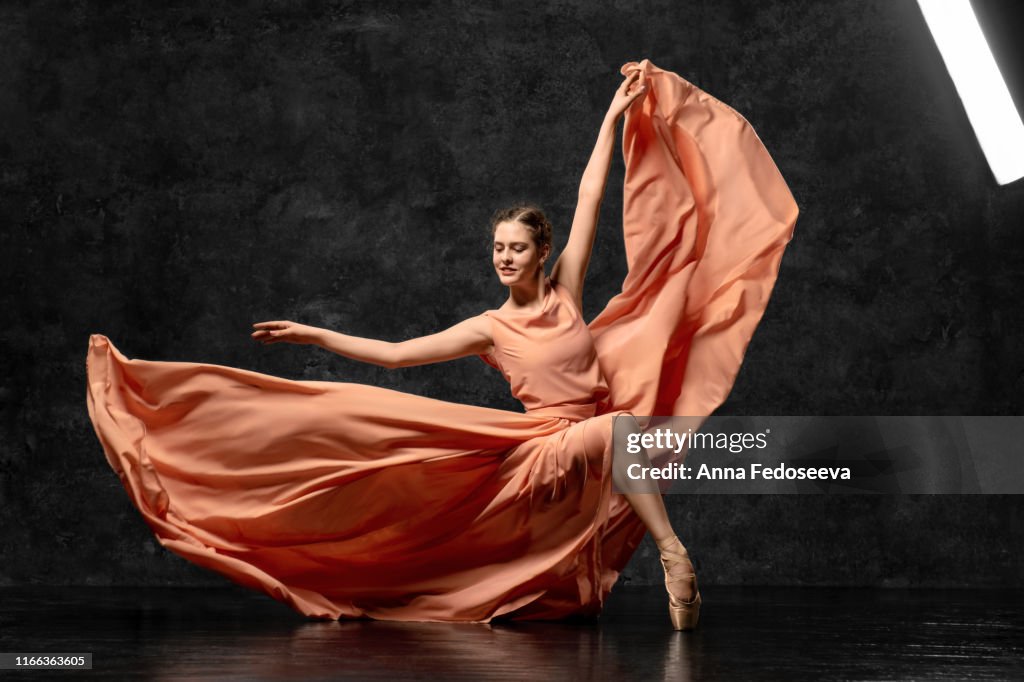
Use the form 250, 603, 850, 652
918, 0, 1024, 185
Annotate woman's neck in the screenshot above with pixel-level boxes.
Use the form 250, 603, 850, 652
507, 269, 547, 311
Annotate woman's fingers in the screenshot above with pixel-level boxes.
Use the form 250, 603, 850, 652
252, 321, 289, 344
630, 74, 647, 98
253, 330, 281, 344
606, 67, 647, 119
618, 70, 639, 93
619, 71, 646, 100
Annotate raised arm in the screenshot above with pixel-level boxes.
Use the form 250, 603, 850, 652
252, 315, 493, 369
551, 68, 647, 309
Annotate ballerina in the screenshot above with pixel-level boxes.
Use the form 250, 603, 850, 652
252, 67, 699, 629
87, 59, 797, 631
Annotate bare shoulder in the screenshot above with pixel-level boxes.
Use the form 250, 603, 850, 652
468, 311, 493, 356
463, 311, 493, 336
463, 311, 494, 355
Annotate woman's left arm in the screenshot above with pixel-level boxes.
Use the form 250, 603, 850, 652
551, 68, 646, 309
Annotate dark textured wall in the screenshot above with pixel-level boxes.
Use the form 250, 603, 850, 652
1, 1, 1022, 590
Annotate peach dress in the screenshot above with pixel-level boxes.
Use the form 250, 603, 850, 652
86, 60, 799, 622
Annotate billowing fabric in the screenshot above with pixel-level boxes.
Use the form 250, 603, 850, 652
85, 59, 798, 622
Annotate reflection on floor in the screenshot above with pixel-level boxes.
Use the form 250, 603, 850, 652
1, 585, 1022, 680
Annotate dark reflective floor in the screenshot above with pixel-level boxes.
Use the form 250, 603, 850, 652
1, 585, 1022, 680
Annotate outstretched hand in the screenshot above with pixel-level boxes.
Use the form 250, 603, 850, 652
251, 320, 321, 346
607, 67, 647, 121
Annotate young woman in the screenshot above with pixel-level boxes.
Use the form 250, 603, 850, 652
251, 67, 701, 629
87, 59, 798, 631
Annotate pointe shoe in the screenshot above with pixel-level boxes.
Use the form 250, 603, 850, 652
658, 538, 701, 631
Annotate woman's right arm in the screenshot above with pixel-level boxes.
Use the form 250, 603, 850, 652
252, 315, 493, 369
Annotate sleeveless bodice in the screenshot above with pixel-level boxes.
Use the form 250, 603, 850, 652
479, 276, 610, 421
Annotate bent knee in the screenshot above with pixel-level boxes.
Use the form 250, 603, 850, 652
582, 411, 640, 460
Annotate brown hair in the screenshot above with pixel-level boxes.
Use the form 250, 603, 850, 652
489, 204, 553, 252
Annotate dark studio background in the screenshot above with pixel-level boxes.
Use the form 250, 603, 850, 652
1, 0, 1022, 597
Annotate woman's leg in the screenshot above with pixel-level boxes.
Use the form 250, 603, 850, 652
606, 414, 697, 603
619, 493, 696, 603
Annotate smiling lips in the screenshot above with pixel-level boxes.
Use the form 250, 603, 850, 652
500, 268, 516, 274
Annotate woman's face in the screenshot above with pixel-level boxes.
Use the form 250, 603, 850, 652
493, 221, 548, 284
